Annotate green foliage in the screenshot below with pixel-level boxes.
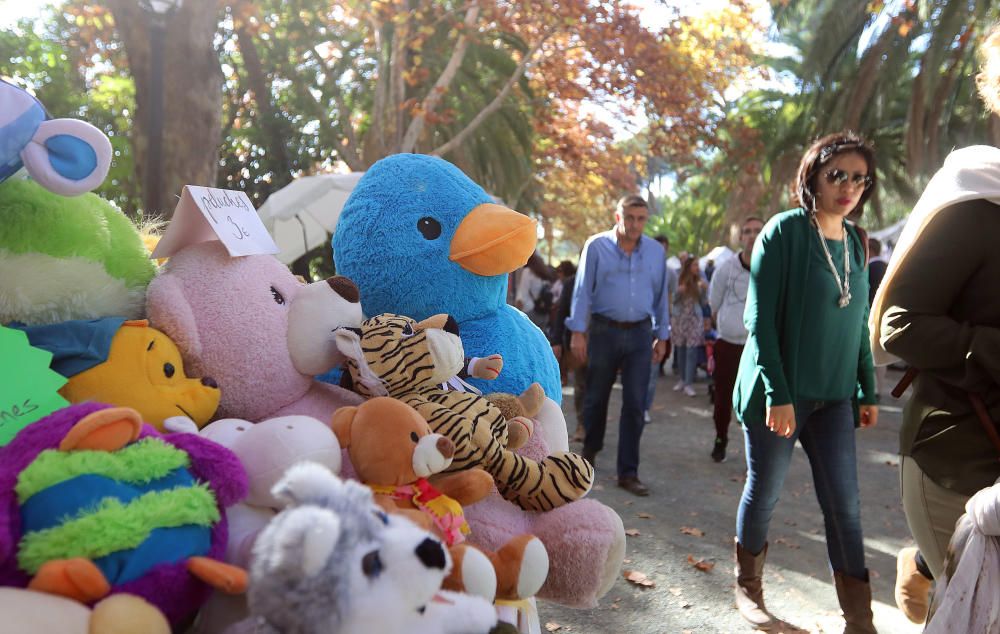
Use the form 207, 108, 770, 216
0, 9, 139, 216
643, 0, 1000, 259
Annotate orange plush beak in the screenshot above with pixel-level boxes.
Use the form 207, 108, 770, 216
449, 203, 537, 276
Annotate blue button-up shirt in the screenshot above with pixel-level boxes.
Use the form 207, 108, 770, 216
566, 229, 671, 340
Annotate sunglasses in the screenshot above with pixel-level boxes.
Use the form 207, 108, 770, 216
824, 168, 872, 189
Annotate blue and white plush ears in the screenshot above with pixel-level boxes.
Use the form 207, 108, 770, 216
0, 79, 112, 196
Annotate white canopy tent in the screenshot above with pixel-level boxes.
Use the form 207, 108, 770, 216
699, 245, 735, 272
257, 172, 365, 265
869, 216, 908, 252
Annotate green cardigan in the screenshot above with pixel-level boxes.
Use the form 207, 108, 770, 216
733, 208, 877, 426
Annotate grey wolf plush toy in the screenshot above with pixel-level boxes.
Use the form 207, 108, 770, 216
248, 462, 502, 634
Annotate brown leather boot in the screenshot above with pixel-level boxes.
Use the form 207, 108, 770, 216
734, 539, 778, 630
834, 570, 878, 634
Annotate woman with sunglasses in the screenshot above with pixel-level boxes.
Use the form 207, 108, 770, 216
732, 131, 879, 633
870, 27, 1000, 627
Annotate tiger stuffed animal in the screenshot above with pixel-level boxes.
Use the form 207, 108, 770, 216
334, 313, 594, 511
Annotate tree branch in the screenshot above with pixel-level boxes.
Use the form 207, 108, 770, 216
369, 17, 388, 158
430, 33, 549, 158
303, 48, 366, 171
400, 4, 479, 153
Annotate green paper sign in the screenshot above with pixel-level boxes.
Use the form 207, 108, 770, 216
0, 326, 69, 445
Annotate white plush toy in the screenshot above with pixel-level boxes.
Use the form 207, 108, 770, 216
0, 588, 170, 634
249, 462, 501, 634
187, 415, 344, 634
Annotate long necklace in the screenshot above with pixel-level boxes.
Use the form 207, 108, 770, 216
812, 214, 851, 308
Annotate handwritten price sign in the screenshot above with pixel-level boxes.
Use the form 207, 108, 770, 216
0, 326, 69, 446
152, 185, 279, 259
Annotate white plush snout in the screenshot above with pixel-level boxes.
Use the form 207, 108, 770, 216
287, 279, 363, 376
412, 433, 453, 478
423, 329, 465, 385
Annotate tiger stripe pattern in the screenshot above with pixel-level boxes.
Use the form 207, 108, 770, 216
341, 313, 594, 512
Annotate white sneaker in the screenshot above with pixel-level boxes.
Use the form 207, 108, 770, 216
643, 410, 651, 423
683, 385, 696, 397
673, 380, 684, 391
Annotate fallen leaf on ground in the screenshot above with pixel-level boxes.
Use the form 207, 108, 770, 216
544, 623, 561, 632
773, 537, 800, 550
680, 526, 704, 537
625, 528, 641, 536
623, 570, 656, 587
669, 587, 683, 596
637, 512, 653, 519
687, 555, 715, 572
610, 602, 620, 610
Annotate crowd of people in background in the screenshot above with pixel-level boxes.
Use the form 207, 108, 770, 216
501, 24, 1000, 634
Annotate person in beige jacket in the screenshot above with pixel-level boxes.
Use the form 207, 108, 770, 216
870, 25, 1000, 626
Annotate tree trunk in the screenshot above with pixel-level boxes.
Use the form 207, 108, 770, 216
841, 26, 896, 131
235, 20, 293, 190
106, 0, 224, 219
989, 113, 1000, 148
926, 24, 974, 168
905, 68, 926, 177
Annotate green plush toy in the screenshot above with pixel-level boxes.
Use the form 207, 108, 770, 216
0, 178, 156, 325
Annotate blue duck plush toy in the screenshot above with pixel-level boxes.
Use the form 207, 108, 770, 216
332, 154, 561, 403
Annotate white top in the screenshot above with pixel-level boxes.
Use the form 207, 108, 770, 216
515, 267, 545, 314
708, 254, 750, 345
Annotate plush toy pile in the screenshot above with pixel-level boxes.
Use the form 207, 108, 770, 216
0, 81, 625, 632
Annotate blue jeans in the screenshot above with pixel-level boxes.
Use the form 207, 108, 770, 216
582, 316, 652, 478
736, 399, 867, 578
675, 345, 698, 385
645, 356, 659, 411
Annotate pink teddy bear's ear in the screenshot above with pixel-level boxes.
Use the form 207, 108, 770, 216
146, 274, 202, 359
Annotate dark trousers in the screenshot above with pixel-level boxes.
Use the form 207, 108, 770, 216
582, 317, 652, 478
712, 339, 744, 441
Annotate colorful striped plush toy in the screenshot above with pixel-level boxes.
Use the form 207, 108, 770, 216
0, 402, 248, 626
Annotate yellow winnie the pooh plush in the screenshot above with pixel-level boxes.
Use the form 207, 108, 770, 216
12, 318, 220, 431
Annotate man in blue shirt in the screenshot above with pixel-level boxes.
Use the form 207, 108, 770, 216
567, 195, 671, 496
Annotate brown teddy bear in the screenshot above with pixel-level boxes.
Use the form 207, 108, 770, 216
331, 397, 549, 602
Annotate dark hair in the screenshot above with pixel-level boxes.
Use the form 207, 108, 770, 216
742, 216, 764, 227
654, 234, 669, 248
793, 131, 876, 217
677, 256, 701, 300
617, 194, 648, 212
525, 251, 554, 281
868, 237, 882, 257
556, 260, 576, 277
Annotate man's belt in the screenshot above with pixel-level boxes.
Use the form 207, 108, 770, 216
593, 314, 651, 330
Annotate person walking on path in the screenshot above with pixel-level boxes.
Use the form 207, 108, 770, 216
672, 257, 708, 398
869, 25, 1000, 626
707, 216, 763, 463
866, 238, 890, 399
732, 131, 880, 633
549, 260, 587, 442
567, 194, 670, 497
515, 251, 555, 330
644, 235, 678, 422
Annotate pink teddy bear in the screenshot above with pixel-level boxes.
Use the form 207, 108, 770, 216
147, 241, 624, 608
145, 240, 363, 423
